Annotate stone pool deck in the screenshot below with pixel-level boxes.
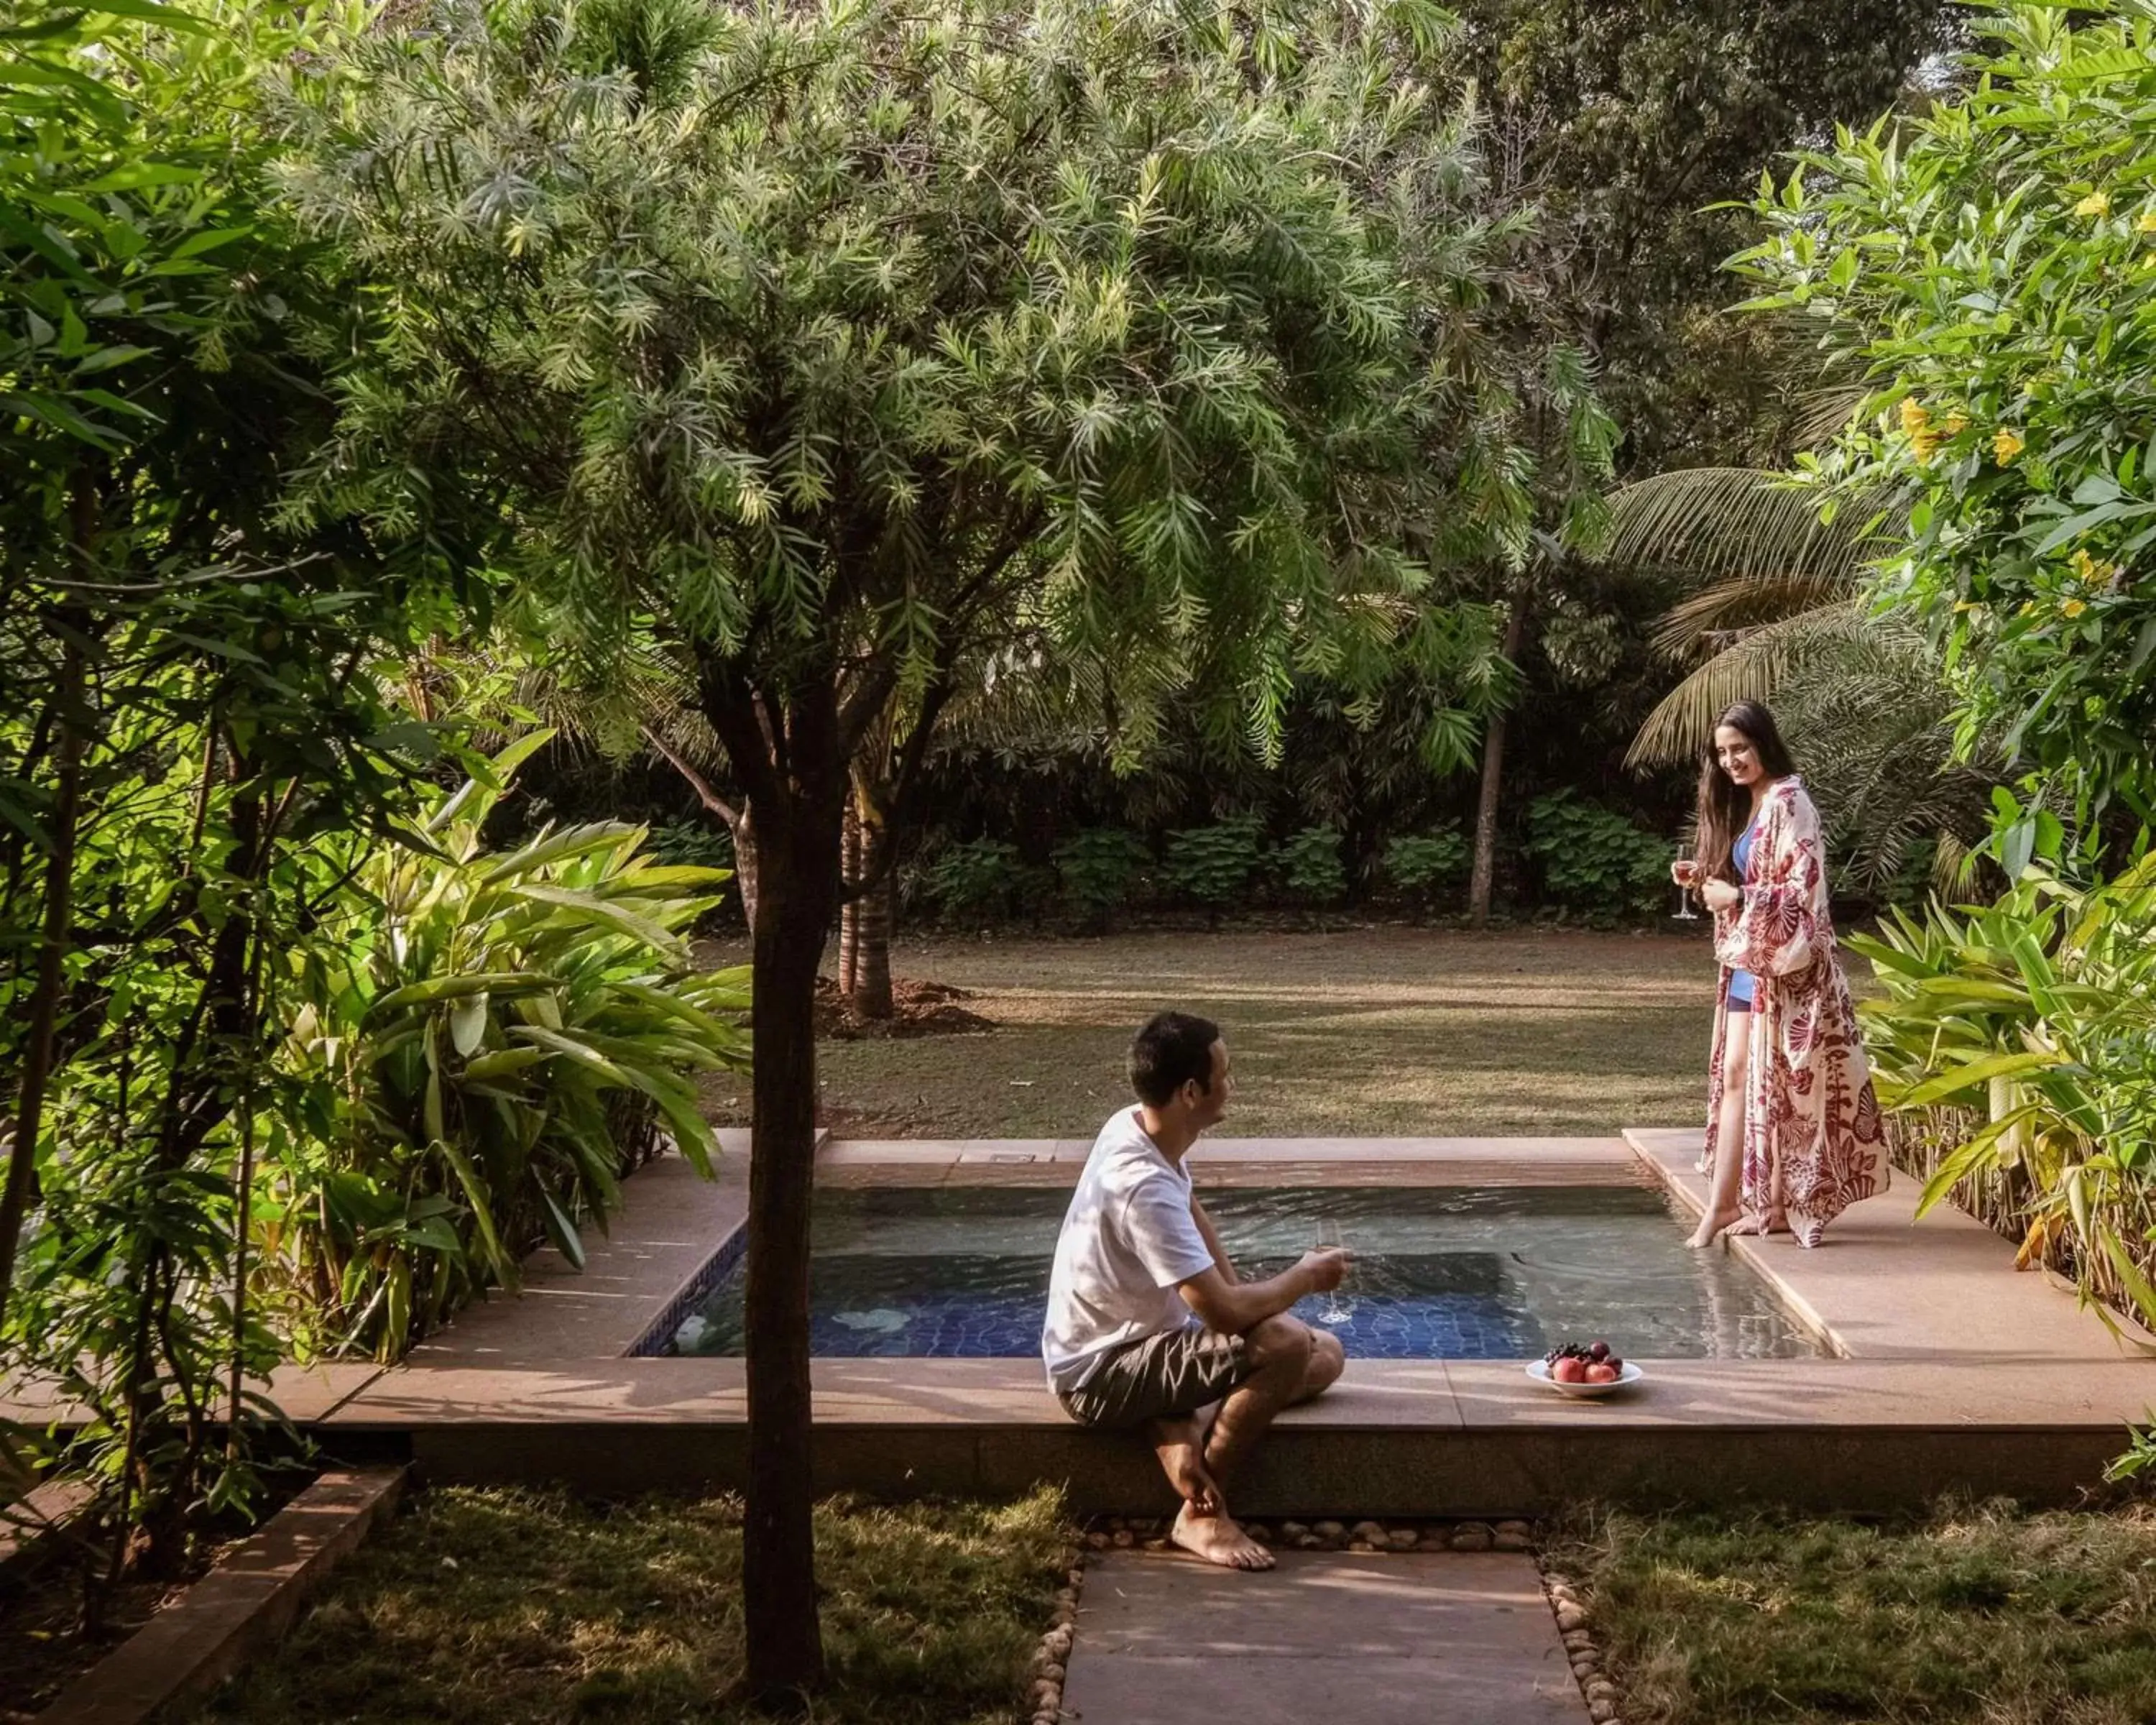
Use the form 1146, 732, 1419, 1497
287, 1131, 2156, 1516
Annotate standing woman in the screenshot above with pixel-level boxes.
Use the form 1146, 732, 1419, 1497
1671, 702, 1885, 1248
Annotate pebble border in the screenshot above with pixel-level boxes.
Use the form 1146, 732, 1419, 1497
1540, 1561, 1626, 1725
1080, 1512, 1537, 1555
1026, 1538, 1084, 1725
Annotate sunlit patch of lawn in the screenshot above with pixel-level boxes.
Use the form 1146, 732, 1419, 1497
189, 1486, 1071, 1724
703, 926, 1722, 1138
1553, 1499, 2156, 1724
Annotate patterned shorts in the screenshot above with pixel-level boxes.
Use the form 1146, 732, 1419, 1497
1057, 1327, 1253, 1429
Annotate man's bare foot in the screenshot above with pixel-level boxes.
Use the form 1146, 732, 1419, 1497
1686, 1208, 1741, 1248
1170, 1501, 1273, 1571
1150, 1412, 1222, 1515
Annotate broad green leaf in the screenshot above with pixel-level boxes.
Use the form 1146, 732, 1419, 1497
1897, 1048, 2066, 1109
449, 993, 489, 1057
506, 884, 685, 956
538, 1187, 587, 1270
1915, 1108, 2036, 1217
366, 972, 550, 1021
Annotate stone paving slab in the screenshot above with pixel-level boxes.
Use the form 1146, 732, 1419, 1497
1191, 1136, 1634, 1163
1, 1476, 95, 1570
319, 1356, 2146, 1509
328, 1353, 2155, 1435
1625, 1126, 2152, 1361
1, 1363, 382, 1437
411, 1148, 752, 1362
262, 1362, 389, 1423
1061, 1551, 1585, 1724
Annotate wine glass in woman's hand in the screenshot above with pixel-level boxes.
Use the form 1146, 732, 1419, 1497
1671, 854, 1700, 921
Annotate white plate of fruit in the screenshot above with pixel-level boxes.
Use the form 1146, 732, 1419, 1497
1525, 1341, 1641, 1397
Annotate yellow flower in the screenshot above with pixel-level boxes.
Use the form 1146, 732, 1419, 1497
2076, 190, 2111, 218
1912, 432, 1943, 464
1899, 398, 1932, 436
2070, 548, 2119, 587
1944, 410, 1971, 436
1994, 428, 2025, 464
2062, 598, 2089, 618
2139, 208, 2156, 234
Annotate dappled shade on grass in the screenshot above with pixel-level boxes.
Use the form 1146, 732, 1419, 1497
1557, 1501, 2156, 1724
188, 1487, 1070, 1724
706, 928, 1724, 1138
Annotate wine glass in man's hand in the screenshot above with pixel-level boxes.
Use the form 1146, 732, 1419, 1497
1309, 1219, 1353, 1325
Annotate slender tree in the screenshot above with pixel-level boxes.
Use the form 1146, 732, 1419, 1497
281, 0, 1559, 1693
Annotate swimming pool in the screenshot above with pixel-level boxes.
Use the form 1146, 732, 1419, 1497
660, 1184, 1821, 1361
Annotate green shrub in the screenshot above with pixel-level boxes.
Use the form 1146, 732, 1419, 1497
1383, 828, 1469, 910
1052, 828, 1151, 926
1277, 825, 1347, 904
1524, 791, 1669, 921
1166, 815, 1266, 916
921, 837, 1025, 921
648, 816, 735, 874
647, 818, 737, 926
271, 734, 750, 1360
1851, 843, 2156, 1333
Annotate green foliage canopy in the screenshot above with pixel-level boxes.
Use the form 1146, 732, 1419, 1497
274, 0, 1598, 767
1732, 0, 2156, 829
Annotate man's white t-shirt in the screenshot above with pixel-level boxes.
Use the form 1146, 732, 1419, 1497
1041, 1107, 1217, 1394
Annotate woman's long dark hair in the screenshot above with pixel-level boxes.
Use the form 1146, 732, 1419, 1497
1694, 701, 1797, 887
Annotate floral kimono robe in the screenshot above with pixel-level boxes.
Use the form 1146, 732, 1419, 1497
1703, 776, 1885, 1246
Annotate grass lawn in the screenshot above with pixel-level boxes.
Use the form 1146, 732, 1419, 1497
1555, 1501, 2156, 1725
188, 1487, 1070, 1724
705, 926, 1726, 1138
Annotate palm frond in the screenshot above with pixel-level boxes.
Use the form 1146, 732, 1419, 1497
1605, 467, 1904, 594
1624, 599, 1869, 767
1767, 620, 1999, 895
1788, 383, 1871, 451
1653, 569, 1859, 658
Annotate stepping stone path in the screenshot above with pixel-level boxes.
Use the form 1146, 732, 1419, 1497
1059, 1546, 1590, 1724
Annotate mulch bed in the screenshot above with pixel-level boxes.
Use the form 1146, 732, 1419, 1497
815, 975, 996, 1041
1, 1542, 208, 1720
1, 1471, 310, 1721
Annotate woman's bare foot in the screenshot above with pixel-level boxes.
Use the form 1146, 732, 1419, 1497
1149, 1412, 1222, 1516
1170, 1501, 1273, 1571
1686, 1208, 1741, 1249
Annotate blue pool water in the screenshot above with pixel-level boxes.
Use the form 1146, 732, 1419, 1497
665, 1184, 1820, 1361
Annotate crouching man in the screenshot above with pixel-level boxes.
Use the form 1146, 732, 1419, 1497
1041, 1011, 1346, 1570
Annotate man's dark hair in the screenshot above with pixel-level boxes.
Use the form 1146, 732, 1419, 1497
1129, 1011, 1222, 1107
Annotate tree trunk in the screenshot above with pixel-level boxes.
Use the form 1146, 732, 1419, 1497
738, 770, 844, 1705
1468, 598, 1530, 926
0, 620, 88, 1334
732, 805, 760, 934
837, 801, 860, 999
849, 806, 893, 1021
637, 723, 757, 932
